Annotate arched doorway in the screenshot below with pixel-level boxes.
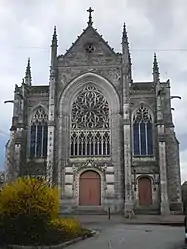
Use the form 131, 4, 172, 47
138, 177, 152, 206
79, 170, 101, 206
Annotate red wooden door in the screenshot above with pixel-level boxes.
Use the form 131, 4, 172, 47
79, 171, 101, 206
138, 177, 152, 206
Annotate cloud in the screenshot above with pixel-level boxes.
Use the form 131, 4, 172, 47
0, 0, 186, 184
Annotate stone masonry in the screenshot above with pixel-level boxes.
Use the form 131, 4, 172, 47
4, 9, 183, 215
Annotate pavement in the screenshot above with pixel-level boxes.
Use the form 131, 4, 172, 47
71, 214, 185, 226
65, 215, 186, 249
67, 224, 185, 249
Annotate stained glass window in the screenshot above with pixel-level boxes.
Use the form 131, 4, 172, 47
133, 105, 153, 156
70, 85, 110, 157
30, 108, 48, 158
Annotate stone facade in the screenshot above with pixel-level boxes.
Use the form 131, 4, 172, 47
4, 10, 183, 215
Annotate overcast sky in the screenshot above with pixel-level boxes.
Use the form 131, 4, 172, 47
0, 0, 187, 183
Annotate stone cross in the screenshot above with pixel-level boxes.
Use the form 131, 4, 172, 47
87, 7, 94, 25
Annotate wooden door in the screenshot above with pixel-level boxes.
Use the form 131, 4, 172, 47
138, 177, 152, 206
79, 171, 101, 206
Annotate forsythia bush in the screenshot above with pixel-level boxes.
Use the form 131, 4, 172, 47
0, 176, 91, 246
50, 218, 82, 239
0, 177, 60, 218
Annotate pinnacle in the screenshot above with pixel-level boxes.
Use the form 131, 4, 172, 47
51, 25, 57, 46
122, 22, 128, 43
25, 57, 32, 85
153, 52, 159, 73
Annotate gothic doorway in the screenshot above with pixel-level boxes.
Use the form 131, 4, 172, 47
79, 170, 101, 206
138, 177, 152, 206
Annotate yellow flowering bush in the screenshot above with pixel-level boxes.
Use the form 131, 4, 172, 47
0, 177, 92, 246
0, 177, 60, 218
50, 217, 82, 238
49, 217, 92, 242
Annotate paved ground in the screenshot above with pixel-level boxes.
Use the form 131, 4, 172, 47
73, 214, 185, 226
68, 224, 185, 249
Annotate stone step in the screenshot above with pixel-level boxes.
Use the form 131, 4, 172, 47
135, 208, 160, 215
73, 206, 108, 215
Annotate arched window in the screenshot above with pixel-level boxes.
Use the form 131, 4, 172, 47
71, 85, 110, 157
30, 108, 48, 158
133, 105, 153, 156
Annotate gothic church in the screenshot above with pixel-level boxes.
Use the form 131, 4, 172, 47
5, 8, 183, 215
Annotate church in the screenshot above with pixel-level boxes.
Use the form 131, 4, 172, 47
4, 8, 183, 215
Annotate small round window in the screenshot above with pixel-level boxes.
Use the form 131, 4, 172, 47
85, 43, 95, 53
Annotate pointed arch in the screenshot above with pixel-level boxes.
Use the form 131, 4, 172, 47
29, 106, 48, 158
28, 103, 48, 124
132, 103, 154, 156
70, 85, 110, 157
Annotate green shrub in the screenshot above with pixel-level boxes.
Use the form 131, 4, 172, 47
0, 213, 65, 246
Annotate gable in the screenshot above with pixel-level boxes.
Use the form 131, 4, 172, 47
58, 25, 120, 66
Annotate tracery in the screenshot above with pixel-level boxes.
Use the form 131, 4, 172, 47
133, 104, 153, 156
30, 108, 48, 158
70, 85, 110, 157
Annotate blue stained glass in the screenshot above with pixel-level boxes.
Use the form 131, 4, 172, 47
103, 142, 106, 155
36, 122, 42, 157
79, 142, 82, 155
99, 142, 102, 155
95, 144, 98, 155
140, 122, 146, 155
74, 142, 78, 156
71, 142, 74, 156
82, 143, 86, 156
30, 124, 36, 157
107, 142, 110, 155
147, 121, 153, 155
43, 123, 48, 157
133, 122, 140, 155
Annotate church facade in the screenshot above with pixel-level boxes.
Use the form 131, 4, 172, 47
5, 9, 183, 215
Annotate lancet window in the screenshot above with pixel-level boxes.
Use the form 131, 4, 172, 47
30, 108, 48, 158
70, 85, 110, 157
133, 105, 153, 156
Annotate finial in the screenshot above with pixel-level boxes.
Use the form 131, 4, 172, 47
51, 26, 57, 46
25, 57, 32, 86
87, 7, 94, 26
122, 22, 128, 43
153, 53, 160, 82
153, 53, 159, 73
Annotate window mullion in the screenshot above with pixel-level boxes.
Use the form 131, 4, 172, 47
41, 123, 44, 157
138, 123, 141, 155
93, 131, 96, 156
77, 131, 80, 156
85, 131, 88, 156
145, 122, 148, 155
101, 131, 104, 156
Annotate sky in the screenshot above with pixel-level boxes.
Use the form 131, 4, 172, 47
0, 0, 187, 182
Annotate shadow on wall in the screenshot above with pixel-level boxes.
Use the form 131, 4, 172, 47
182, 181, 187, 214
0, 136, 7, 170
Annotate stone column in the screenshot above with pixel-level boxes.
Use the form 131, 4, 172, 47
123, 103, 133, 214
157, 92, 170, 215
158, 127, 170, 215
46, 72, 56, 186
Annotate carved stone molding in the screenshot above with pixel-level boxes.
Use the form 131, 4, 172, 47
72, 159, 108, 200
72, 159, 107, 174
